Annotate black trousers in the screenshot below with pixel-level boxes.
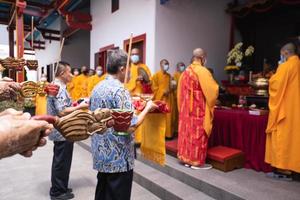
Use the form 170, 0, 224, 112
95, 170, 133, 200
50, 141, 74, 197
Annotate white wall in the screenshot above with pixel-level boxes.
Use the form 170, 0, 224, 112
0, 25, 8, 45
155, 0, 232, 81
61, 21, 90, 68
0, 25, 9, 59
90, 0, 157, 72
35, 17, 62, 77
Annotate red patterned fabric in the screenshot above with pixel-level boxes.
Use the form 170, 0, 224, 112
177, 67, 208, 166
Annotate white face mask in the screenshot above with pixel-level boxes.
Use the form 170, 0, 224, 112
179, 66, 185, 72
163, 64, 169, 72
202, 58, 207, 66
41, 77, 47, 82
131, 55, 140, 64
74, 71, 79, 76
96, 70, 103, 76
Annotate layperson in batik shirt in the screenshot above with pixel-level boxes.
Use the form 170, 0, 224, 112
47, 61, 89, 200
90, 49, 157, 200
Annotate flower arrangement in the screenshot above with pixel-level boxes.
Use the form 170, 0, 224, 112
225, 42, 255, 74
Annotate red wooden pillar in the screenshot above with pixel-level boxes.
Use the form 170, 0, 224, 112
15, 0, 26, 82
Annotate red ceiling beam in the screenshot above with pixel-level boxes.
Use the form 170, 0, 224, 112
15, 0, 26, 82
57, 0, 72, 12
65, 11, 92, 31
0, 0, 53, 10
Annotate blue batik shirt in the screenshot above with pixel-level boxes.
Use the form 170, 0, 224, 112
47, 78, 72, 142
90, 75, 138, 173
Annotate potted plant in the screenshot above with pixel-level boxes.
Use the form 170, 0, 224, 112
225, 42, 254, 83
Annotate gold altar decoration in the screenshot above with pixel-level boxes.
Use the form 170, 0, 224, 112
20, 81, 38, 108
26, 60, 39, 71
249, 77, 269, 96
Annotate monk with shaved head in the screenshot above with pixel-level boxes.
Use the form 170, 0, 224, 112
177, 48, 219, 169
265, 43, 300, 179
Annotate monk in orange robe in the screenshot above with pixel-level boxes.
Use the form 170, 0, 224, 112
172, 62, 186, 134
67, 68, 79, 101
177, 48, 219, 169
35, 74, 48, 115
87, 66, 106, 96
71, 66, 89, 101
125, 48, 152, 96
125, 48, 152, 143
265, 43, 300, 177
152, 59, 173, 138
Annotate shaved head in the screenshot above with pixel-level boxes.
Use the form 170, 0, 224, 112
281, 43, 297, 55
131, 48, 140, 55
192, 48, 207, 66
193, 48, 206, 59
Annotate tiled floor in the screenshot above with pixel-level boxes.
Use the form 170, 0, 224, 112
0, 140, 160, 200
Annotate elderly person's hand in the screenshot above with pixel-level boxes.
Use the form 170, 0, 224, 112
0, 109, 53, 159
0, 78, 21, 101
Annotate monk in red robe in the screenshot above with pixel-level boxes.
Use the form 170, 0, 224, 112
177, 48, 219, 169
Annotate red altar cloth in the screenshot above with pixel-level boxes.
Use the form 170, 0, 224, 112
209, 108, 273, 172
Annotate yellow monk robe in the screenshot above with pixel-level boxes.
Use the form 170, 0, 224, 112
152, 70, 173, 138
71, 74, 89, 101
126, 63, 152, 143
35, 81, 48, 115
125, 63, 152, 96
87, 73, 106, 96
172, 71, 182, 133
67, 76, 77, 101
177, 61, 219, 166
141, 113, 166, 165
265, 55, 300, 173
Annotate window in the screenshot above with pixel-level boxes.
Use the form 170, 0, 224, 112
112, 0, 119, 13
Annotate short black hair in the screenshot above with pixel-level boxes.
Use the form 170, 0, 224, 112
106, 49, 128, 74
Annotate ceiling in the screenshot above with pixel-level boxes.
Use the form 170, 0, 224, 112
0, 0, 90, 50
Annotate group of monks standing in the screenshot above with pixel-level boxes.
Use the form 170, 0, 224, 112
66, 48, 188, 143
38, 43, 300, 178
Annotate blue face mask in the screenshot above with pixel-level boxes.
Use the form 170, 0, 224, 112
131, 55, 140, 64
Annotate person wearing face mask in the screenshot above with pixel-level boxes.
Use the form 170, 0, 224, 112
125, 48, 152, 144
125, 48, 152, 96
171, 62, 186, 134
151, 59, 174, 138
71, 66, 89, 101
265, 43, 300, 180
67, 68, 80, 101
90, 50, 157, 200
35, 74, 49, 115
177, 48, 219, 169
87, 66, 107, 96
